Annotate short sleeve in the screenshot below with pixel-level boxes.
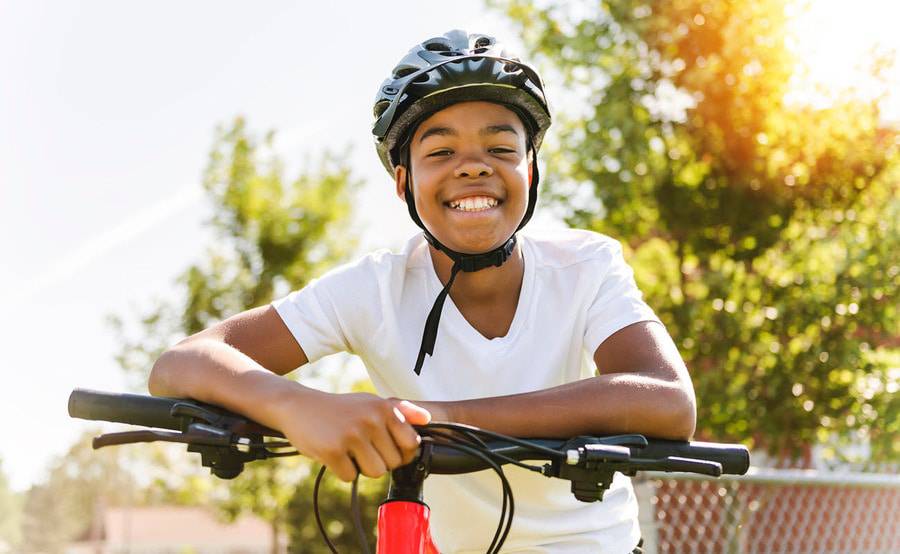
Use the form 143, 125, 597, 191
271, 256, 383, 362
583, 240, 660, 356
271, 279, 350, 362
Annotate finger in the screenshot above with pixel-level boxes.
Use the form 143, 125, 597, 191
370, 427, 404, 470
350, 441, 388, 479
388, 416, 422, 465
393, 400, 432, 426
329, 454, 359, 483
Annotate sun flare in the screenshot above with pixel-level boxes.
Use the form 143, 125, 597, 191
786, 0, 900, 121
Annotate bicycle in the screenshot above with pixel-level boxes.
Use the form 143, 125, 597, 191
68, 388, 750, 553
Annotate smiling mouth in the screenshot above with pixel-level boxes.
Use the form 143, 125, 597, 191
446, 196, 501, 212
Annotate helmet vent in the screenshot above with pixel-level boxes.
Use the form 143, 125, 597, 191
374, 100, 391, 118
472, 47, 488, 54
393, 65, 419, 79
474, 36, 492, 48
424, 40, 451, 52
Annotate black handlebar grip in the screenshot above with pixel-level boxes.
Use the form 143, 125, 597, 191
68, 389, 183, 431
638, 439, 750, 475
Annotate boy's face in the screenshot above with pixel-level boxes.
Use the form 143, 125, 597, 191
394, 101, 533, 255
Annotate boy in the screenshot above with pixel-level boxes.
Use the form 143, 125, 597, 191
149, 30, 695, 553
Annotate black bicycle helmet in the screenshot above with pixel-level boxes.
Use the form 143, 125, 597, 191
372, 30, 552, 375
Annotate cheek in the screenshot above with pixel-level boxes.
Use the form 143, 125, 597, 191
409, 175, 440, 217
409, 164, 441, 200
507, 163, 532, 203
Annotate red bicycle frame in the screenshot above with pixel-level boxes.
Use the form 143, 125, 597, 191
376, 501, 439, 554
373, 453, 441, 553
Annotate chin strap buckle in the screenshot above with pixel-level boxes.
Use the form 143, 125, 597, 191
423, 233, 517, 273
456, 238, 516, 272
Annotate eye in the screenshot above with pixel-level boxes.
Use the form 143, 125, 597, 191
490, 147, 517, 154
427, 149, 453, 158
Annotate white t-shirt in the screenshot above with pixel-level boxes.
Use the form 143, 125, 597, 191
273, 228, 660, 553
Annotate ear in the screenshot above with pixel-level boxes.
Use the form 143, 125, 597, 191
394, 165, 408, 201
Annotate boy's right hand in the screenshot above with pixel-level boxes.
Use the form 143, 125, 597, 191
274, 390, 431, 482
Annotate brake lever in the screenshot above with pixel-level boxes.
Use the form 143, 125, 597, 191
586, 434, 649, 448
94, 430, 183, 449
171, 402, 227, 426
627, 456, 723, 477
171, 402, 284, 437
92, 424, 233, 449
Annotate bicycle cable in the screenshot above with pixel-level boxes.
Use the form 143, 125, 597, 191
311, 431, 517, 554
313, 464, 373, 554
350, 476, 371, 554
424, 438, 515, 554
422, 422, 567, 459
421, 427, 546, 474
313, 466, 340, 554
310, 423, 569, 554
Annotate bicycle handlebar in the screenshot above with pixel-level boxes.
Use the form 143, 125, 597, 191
70, 388, 749, 475
69, 388, 282, 437
69, 388, 185, 431
426, 437, 748, 476
69, 388, 750, 552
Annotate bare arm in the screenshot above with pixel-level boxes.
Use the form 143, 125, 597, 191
148, 305, 427, 481
419, 321, 697, 440
148, 305, 310, 422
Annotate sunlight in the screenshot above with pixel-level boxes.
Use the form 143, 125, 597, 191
786, 0, 900, 121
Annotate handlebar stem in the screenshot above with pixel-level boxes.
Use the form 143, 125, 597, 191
386, 443, 433, 503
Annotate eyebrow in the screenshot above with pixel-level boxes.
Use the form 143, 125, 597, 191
481, 124, 519, 138
418, 123, 520, 143
418, 126, 456, 143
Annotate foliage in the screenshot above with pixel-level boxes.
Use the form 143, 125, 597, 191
109, 117, 359, 390
0, 458, 22, 551
19, 431, 140, 554
285, 469, 389, 553
108, 117, 366, 549
493, 0, 899, 462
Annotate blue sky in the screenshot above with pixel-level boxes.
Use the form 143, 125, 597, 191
1, 0, 897, 491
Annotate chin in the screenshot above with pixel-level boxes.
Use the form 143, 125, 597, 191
445, 231, 511, 254
423, 214, 520, 254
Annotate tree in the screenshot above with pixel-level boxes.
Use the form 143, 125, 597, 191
285, 468, 388, 553
20, 431, 139, 554
110, 116, 372, 551
493, 0, 899, 463
109, 117, 359, 389
0, 458, 22, 552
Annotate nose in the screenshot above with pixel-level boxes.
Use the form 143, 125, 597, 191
454, 159, 493, 179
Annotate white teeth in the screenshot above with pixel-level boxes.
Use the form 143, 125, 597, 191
449, 196, 498, 211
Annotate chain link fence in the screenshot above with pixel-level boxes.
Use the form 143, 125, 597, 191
633, 468, 900, 554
